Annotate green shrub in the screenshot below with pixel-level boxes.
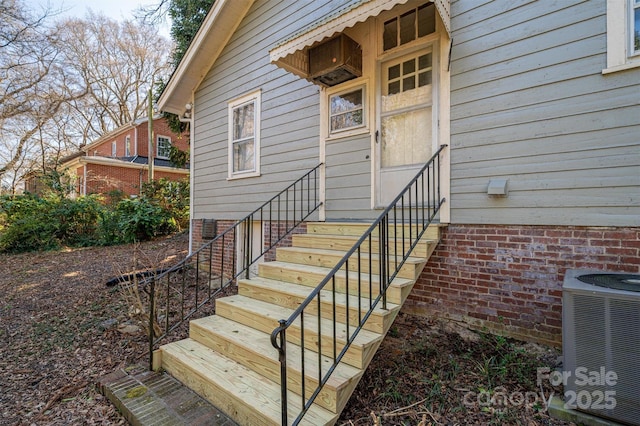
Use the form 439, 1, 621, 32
103, 197, 176, 244
0, 194, 62, 252
141, 178, 189, 231
55, 195, 104, 247
0, 178, 190, 253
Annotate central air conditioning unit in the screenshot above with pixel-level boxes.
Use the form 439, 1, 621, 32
309, 34, 362, 87
562, 269, 640, 425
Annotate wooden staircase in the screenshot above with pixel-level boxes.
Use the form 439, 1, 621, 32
153, 222, 440, 425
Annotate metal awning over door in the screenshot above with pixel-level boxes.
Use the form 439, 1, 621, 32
270, 0, 450, 80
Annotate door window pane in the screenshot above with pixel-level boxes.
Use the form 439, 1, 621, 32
418, 70, 432, 87
403, 76, 415, 91
388, 80, 401, 95
381, 107, 432, 167
403, 58, 415, 74
388, 64, 400, 80
419, 53, 432, 69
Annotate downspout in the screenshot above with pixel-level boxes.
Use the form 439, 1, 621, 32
179, 99, 195, 254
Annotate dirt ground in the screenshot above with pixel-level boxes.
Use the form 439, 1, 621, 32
0, 233, 572, 425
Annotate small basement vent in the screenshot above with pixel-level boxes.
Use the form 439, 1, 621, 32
309, 34, 362, 87
563, 269, 640, 425
201, 219, 217, 240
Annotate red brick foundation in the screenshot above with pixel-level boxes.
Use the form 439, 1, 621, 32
190, 218, 308, 276
404, 224, 640, 346
263, 221, 308, 261
191, 220, 236, 279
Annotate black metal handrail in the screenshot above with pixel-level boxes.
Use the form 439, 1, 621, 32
144, 164, 322, 369
270, 145, 447, 425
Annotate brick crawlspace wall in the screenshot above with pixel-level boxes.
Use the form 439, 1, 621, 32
190, 220, 236, 280
403, 224, 640, 346
190, 219, 308, 278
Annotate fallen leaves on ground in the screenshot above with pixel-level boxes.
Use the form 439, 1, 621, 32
1, 232, 573, 425
0, 233, 189, 425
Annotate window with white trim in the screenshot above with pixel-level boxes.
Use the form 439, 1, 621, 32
157, 136, 172, 159
111, 141, 117, 157
329, 86, 365, 134
228, 90, 261, 178
125, 135, 131, 156
604, 0, 640, 73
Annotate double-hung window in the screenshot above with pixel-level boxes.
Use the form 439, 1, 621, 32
111, 141, 117, 157
157, 136, 172, 159
604, 0, 640, 73
125, 135, 131, 156
228, 90, 261, 178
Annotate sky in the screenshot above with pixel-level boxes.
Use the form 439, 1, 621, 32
34, 0, 171, 38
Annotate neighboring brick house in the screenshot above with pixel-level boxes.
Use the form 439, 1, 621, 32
61, 115, 189, 197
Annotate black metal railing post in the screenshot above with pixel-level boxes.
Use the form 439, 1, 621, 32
148, 277, 155, 371
271, 320, 288, 426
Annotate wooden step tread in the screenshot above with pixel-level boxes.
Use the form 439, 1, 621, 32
277, 246, 426, 264
259, 261, 414, 306
240, 276, 399, 315
292, 233, 436, 257
276, 246, 426, 280
190, 315, 363, 413
306, 222, 441, 240
216, 295, 380, 348
259, 261, 413, 288
238, 276, 399, 334
215, 295, 382, 369
160, 338, 337, 426
191, 315, 362, 390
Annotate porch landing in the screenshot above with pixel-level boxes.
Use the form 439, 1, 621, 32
98, 365, 236, 426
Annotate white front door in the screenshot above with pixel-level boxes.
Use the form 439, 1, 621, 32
376, 48, 435, 206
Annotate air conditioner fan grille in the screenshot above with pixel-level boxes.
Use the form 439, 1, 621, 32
577, 273, 640, 293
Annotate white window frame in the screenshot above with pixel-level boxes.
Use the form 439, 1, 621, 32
327, 83, 367, 138
632, 0, 640, 55
604, 0, 640, 73
156, 135, 172, 159
228, 89, 261, 179
125, 135, 131, 156
111, 141, 117, 157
